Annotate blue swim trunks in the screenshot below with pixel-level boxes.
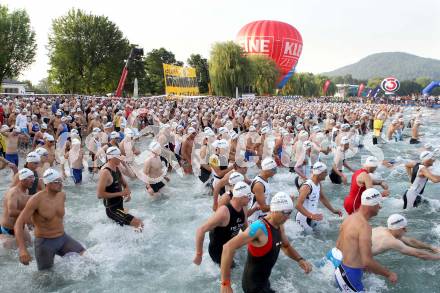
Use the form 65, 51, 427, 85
5, 153, 19, 167
72, 168, 83, 184
335, 263, 364, 292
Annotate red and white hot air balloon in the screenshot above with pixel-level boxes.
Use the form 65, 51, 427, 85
236, 20, 303, 88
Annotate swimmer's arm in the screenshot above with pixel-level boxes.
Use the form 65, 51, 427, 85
7, 193, 21, 218
296, 185, 315, 219
359, 225, 393, 278
319, 189, 340, 215
401, 236, 440, 254
421, 167, 440, 183
212, 176, 227, 209
211, 165, 234, 178
392, 239, 440, 260
405, 161, 416, 180
195, 207, 229, 256
343, 160, 355, 173
10, 173, 19, 187
252, 183, 270, 212
279, 225, 306, 262
221, 222, 265, 284
14, 196, 39, 253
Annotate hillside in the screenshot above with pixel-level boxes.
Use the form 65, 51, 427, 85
324, 52, 440, 80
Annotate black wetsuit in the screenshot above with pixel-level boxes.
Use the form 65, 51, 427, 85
208, 203, 245, 264
103, 167, 134, 226
242, 218, 282, 293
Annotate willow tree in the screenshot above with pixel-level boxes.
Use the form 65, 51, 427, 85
209, 41, 251, 97
48, 9, 130, 94
248, 55, 279, 95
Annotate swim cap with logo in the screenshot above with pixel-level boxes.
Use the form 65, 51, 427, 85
149, 141, 161, 155
420, 151, 434, 162
43, 168, 62, 184
106, 146, 121, 159
35, 147, 49, 157
387, 214, 408, 230
110, 131, 119, 139
361, 188, 382, 206
19, 168, 35, 180
232, 181, 251, 198
229, 172, 244, 185
303, 140, 312, 149
212, 139, 229, 149
261, 157, 277, 171
270, 192, 294, 212
312, 162, 327, 175
364, 156, 379, 168
26, 152, 41, 163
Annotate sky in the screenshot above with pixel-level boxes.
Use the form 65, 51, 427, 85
3, 0, 440, 84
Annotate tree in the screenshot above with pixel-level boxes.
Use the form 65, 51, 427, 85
367, 76, 383, 89
247, 55, 279, 95
187, 54, 210, 94
209, 41, 251, 97
0, 5, 36, 83
144, 48, 183, 95
398, 80, 422, 96
47, 9, 130, 94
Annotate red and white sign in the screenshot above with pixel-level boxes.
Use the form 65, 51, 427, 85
380, 77, 400, 93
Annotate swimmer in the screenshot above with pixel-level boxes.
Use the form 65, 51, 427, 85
372, 214, 440, 260
296, 162, 342, 233
330, 137, 355, 185
335, 188, 397, 292
194, 181, 250, 266
15, 169, 86, 270
403, 151, 440, 209
143, 141, 169, 196
97, 146, 144, 230
220, 192, 312, 293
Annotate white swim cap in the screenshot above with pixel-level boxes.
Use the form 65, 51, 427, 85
13, 126, 21, 133
187, 127, 196, 134
424, 143, 433, 150
104, 122, 113, 129
26, 152, 41, 163
341, 123, 350, 130
312, 162, 327, 175
124, 128, 134, 138
361, 188, 382, 206
229, 172, 244, 185
249, 126, 256, 132
312, 125, 321, 133
270, 192, 293, 212
420, 151, 434, 162
299, 130, 308, 139
70, 129, 79, 135
218, 127, 228, 134
44, 133, 54, 141
35, 147, 48, 157
106, 146, 121, 159
229, 130, 238, 140
93, 127, 101, 133
19, 168, 34, 180
232, 181, 251, 198
387, 214, 408, 230
261, 157, 277, 171
212, 139, 229, 149
110, 131, 119, 139
43, 168, 62, 184
149, 141, 161, 155
260, 126, 270, 134
303, 140, 312, 149
341, 136, 350, 145
364, 156, 379, 168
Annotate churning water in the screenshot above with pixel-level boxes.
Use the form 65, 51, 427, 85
1, 107, 439, 293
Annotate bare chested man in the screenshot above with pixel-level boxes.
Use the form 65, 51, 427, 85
1, 126, 29, 167
335, 188, 397, 292
143, 141, 168, 195
372, 214, 440, 260
0, 168, 35, 248
15, 168, 86, 270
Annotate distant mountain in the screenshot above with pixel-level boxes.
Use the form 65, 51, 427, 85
324, 52, 440, 80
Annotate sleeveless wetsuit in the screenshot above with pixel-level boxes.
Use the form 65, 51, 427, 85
248, 176, 271, 224
103, 167, 134, 226
343, 169, 367, 214
208, 203, 245, 264
403, 163, 428, 209
296, 179, 320, 233
28, 170, 39, 195
242, 218, 282, 293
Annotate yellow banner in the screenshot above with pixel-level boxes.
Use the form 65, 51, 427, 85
163, 64, 199, 95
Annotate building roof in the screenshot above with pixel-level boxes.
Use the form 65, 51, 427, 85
1, 79, 25, 85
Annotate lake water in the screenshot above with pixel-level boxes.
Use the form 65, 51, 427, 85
1, 107, 439, 293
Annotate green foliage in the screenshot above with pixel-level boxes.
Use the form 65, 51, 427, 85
0, 5, 36, 83
47, 9, 130, 94
187, 54, 210, 94
280, 73, 335, 96
248, 55, 279, 95
367, 77, 383, 89
209, 41, 251, 97
325, 52, 440, 81
145, 48, 183, 95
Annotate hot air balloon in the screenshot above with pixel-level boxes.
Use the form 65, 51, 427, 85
236, 20, 303, 88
